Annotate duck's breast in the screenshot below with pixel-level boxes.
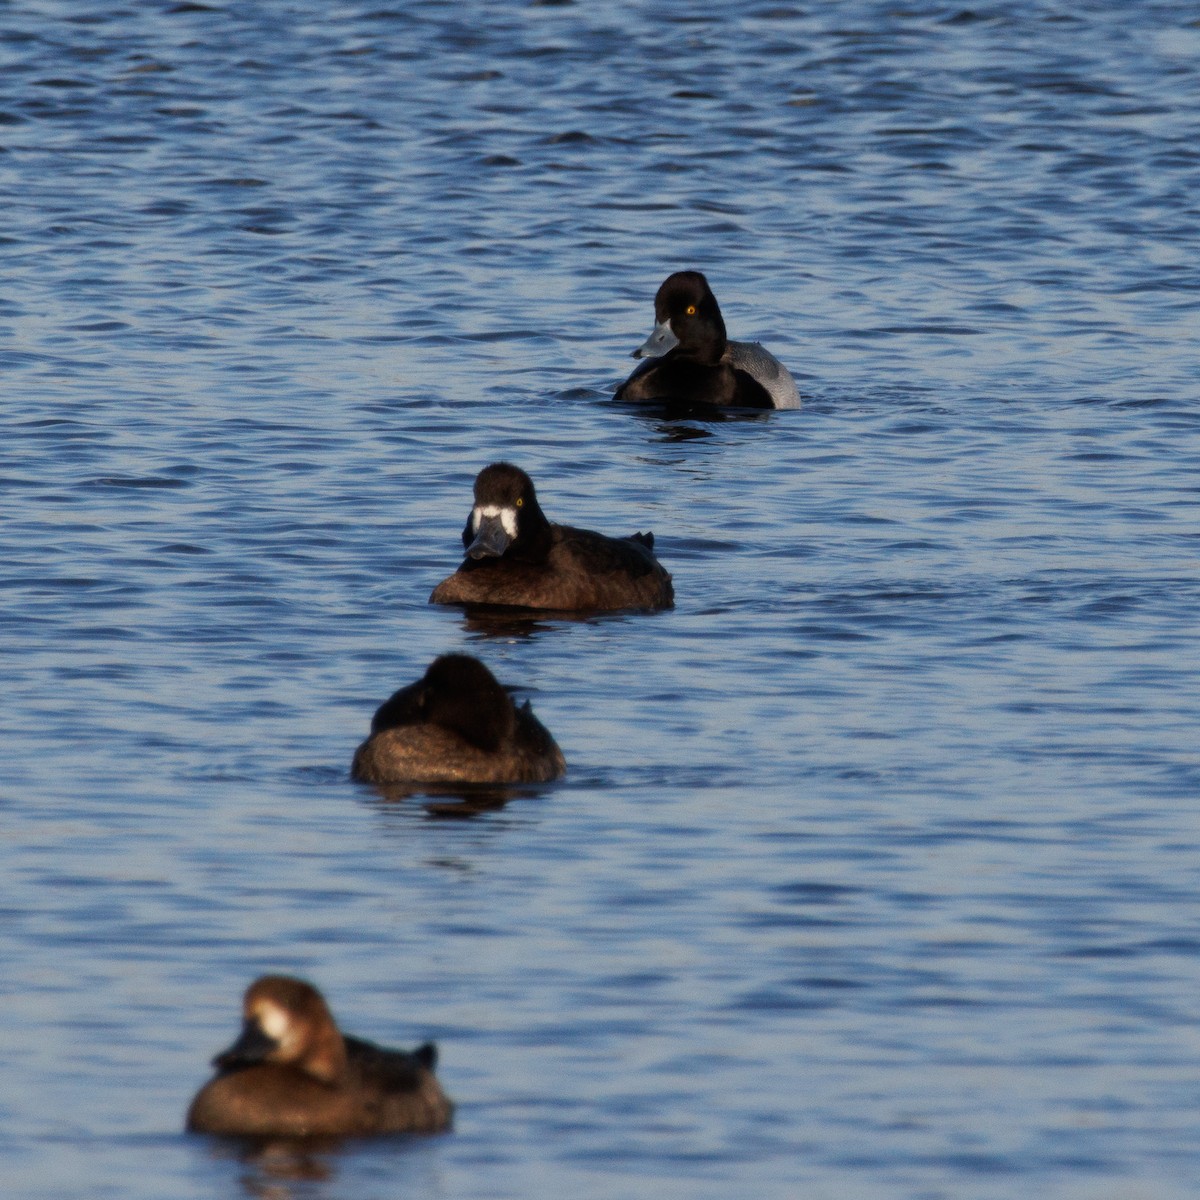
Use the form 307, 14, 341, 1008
187, 1066, 367, 1138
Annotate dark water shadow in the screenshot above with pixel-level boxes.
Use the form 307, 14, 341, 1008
611, 398, 779, 441
649, 421, 717, 442
198, 1134, 342, 1197
196, 1129, 443, 1198
445, 604, 668, 640
358, 777, 554, 820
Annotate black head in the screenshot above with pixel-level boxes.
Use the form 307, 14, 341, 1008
372, 654, 517, 752
651, 270, 727, 360
460, 462, 551, 563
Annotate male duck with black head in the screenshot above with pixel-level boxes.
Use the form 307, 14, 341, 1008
351, 653, 565, 785
187, 976, 453, 1138
616, 270, 801, 410
429, 463, 674, 612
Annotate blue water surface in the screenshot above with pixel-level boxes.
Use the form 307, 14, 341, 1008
2, 2, 1199, 1197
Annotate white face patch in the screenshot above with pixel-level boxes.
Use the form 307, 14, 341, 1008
472, 504, 519, 537
257, 1001, 289, 1042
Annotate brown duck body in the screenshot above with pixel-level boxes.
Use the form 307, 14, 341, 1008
351, 704, 565, 785
431, 522, 674, 612
186, 1036, 453, 1138
186, 976, 453, 1139
350, 654, 566, 786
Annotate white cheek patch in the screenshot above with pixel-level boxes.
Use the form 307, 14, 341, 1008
474, 505, 518, 537
257, 1002, 289, 1042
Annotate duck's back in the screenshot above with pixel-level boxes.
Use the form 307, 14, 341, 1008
351, 710, 565, 785
724, 341, 801, 409
430, 525, 673, 612
344, 1036, 454, 1134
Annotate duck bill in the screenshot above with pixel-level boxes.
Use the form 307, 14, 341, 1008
632, 320, 679, 359
214, 1019, 279, 1068
467, 513, 513, 560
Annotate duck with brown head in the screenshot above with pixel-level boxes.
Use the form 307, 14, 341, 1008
429, 463, 674, 612
351, 653, 565, 785
186, 976, 453, 1138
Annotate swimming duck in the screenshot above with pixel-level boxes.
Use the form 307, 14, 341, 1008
351, 653, 566, 785
429, 463, 674, 612
616, 270, 800, 410
186, 976, 453, 1138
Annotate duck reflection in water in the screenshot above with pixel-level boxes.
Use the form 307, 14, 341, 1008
364, 778, 534, 819
202, 1135, 335, 1200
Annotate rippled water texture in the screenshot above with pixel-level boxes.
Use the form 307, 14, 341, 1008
3, 2, 1199, 1197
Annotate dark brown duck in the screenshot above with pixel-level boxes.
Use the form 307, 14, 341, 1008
186, 976, 453, 1138
351, 653, 565, 785
429, 463, 674, 612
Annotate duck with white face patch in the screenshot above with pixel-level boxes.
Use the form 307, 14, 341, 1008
186, 976, 453, 1138
467, 500, 521, 559
430, 462, 674, 613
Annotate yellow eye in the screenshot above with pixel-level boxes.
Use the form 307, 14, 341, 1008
685, 304, 697, 315
515, 497, 524, 507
